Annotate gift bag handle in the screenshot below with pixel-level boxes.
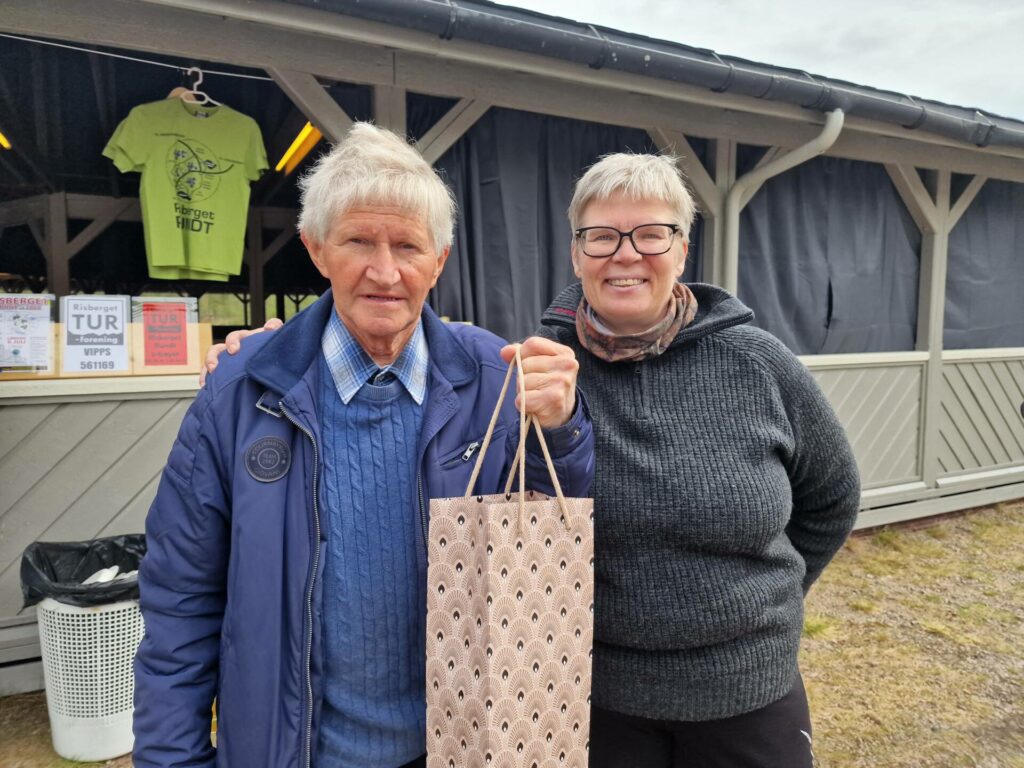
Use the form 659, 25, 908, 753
463, 345, 574, 530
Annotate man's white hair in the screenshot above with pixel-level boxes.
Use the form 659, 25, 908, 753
297, 122, 456, 252
568, 152, 697, 244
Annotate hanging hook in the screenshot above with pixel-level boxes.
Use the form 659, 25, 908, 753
179, 65, 221, 107
186, 66, 204, 91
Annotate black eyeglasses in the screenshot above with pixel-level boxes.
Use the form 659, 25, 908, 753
574, 223, 681, 258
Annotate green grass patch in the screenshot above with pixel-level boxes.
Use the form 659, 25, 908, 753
849, 598, 878, 613
802, 614, 837, 639
801, 500, 1024, 767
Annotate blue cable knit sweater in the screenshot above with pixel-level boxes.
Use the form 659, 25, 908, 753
316, 354, 426, 767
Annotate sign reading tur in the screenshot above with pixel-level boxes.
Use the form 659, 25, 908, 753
61, 295, 131, 374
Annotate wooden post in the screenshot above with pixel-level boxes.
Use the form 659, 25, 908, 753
373, 84, 407, 137
885, 164, 955, 488
247, 210, 266, 327
706, 139, 736, 286
44, 192, 70, 297
647, 127, 722, 285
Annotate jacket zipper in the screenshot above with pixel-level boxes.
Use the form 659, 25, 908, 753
461, 441, 481, 462
634, 362, 646, 419
281, 403, 321, 768
417, 470, 428, 557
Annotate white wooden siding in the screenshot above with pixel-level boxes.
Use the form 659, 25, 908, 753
0, 397, 191, 623
938, 358, 1024, 477
809, 361, 924, 489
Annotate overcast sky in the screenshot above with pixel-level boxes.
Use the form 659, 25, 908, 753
494, 0, 1022, 120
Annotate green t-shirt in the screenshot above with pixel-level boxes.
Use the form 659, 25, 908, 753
103, 99, 268, 281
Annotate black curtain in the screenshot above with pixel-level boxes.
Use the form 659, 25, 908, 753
945, 179, 1024, 349
738, 155, 921, 354
409, 101, 705, 341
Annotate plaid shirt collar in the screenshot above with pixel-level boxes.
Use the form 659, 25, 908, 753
321, 310, 428, 405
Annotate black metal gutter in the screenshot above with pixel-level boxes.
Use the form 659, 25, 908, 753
286, 0, 1024, 151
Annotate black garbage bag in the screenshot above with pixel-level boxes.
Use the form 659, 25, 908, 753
21, 534, 147, 609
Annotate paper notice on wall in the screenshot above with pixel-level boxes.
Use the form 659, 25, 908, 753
0, 294, 54, 372
61, 295, 131, 374
132, 297, 198, 366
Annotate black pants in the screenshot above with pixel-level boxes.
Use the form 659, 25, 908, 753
589, 675, 816, 768
399, 757, 426, 768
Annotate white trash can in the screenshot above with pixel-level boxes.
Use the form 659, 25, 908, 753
36, 597, 144, 762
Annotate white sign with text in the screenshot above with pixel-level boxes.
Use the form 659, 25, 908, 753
61, 295, 131, 374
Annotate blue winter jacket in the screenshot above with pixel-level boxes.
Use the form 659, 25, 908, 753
133, 292, 594, 768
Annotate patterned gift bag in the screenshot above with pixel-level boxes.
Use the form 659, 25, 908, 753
426, 349, 594, 768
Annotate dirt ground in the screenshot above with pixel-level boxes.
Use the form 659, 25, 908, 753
1, 501, 1022, 767
801, 500, 1024, 767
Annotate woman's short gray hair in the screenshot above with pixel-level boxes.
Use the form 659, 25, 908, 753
568, 152, 697, 244
297, 122, 456, 252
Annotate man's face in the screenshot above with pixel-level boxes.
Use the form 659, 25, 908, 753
304, 204, 449, 362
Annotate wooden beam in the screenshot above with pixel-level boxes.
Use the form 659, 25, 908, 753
910, 171, 951, 488
134, 0, 845, 124
259, 227, 295, 269
722, 109, 843, 296
61, 194, 295, 230
9, 0, 1024, 183
373, 84, 407, 136
43, 193, 69, 296
247, 210, 266, 326
830, 131, 1024, 185
1, 0, 394, 92
266, 68, 354, 143
417, 99, 490, 165
947, 175, 987, 230
258, 208, 298, 232
648, 127, 719, 218
0, 153, 29, 187
885, 164, 940, 234
703, 139, 735, 286
65, 198, 134, 259
4, 191, 296, 275
66, 194, 142, 223
397, 53, 803, 148
135, 0, 1024, 172
27, 220, 46, 254
0, 195, 48, 228
393, 46, 1024, 181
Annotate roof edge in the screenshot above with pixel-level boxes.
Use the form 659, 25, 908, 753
284, 0, 1024, 151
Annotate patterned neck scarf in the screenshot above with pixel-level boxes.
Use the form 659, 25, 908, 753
575, 282, 699, 363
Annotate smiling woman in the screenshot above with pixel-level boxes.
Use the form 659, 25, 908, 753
535, 150, 862, 768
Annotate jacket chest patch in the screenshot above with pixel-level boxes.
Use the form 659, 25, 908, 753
245, 436, 291, 482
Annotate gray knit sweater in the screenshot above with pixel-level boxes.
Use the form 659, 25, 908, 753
538, 282, 861, 722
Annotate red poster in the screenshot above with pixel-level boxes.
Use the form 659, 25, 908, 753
143, 302, 188, 365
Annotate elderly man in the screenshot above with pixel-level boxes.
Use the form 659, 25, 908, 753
134, 123, 593, 768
